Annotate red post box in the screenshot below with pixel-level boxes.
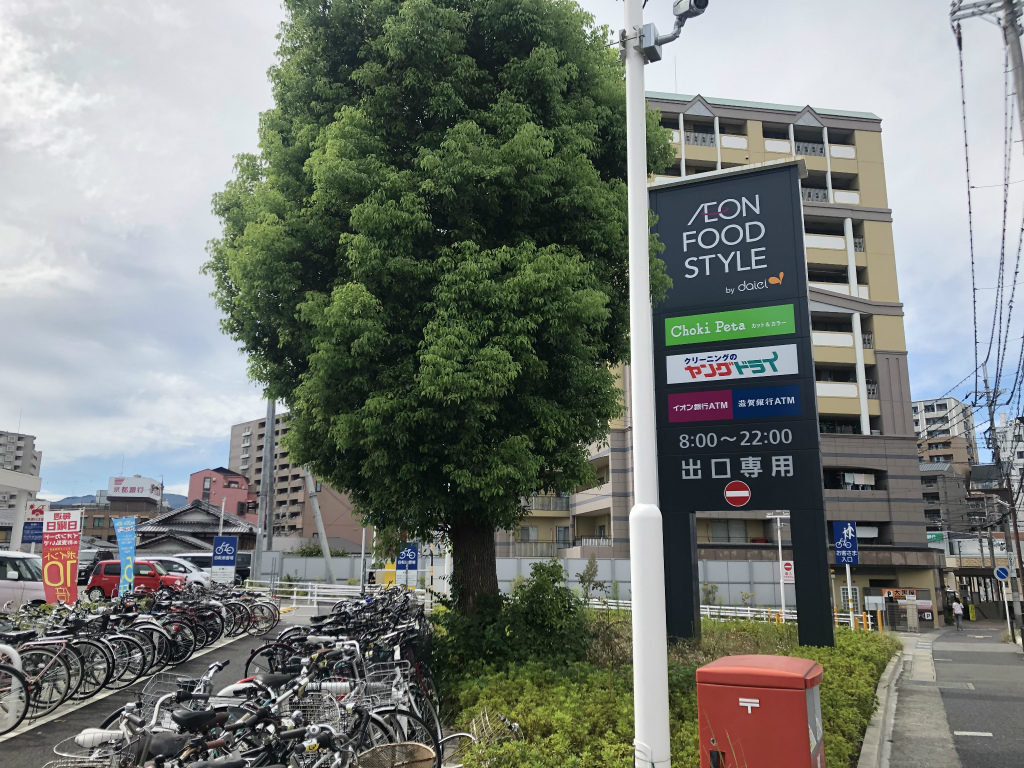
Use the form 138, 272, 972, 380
696, 654, 825, 768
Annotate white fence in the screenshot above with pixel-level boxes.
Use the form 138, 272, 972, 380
255, 553, 802, 610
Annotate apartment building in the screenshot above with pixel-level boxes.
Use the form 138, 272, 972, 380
509, 93, 942, 605
912, 397, 977, 474
0, 431, 43, 547
993, 414, 1024, 510
228, 415, 368, 552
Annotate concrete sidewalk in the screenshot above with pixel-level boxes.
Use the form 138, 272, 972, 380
881, 620, 1024, 768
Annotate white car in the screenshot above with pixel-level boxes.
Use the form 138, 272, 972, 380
0, 552, 46, 608
143, 555, 212, 589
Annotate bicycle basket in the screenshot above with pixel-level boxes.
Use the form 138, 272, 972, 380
357, 742, 436, 768
53, 731, 146, 768
361, 660, 411, 707
285, 691, 343, 729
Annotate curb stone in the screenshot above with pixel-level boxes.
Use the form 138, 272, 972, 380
856, 652, 902, 768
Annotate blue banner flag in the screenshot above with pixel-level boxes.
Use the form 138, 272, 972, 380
112, 517, 137, 596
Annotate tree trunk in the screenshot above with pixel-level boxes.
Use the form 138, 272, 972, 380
449, 518, 500, 615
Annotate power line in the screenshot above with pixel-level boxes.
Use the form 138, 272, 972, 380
956, 23, 983, 399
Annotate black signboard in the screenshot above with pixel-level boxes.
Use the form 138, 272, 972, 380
649, 162, 834, 647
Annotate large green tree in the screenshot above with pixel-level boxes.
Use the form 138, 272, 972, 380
205, 0, 672, 613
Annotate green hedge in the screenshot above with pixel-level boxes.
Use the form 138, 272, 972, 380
447, 615, 900, 768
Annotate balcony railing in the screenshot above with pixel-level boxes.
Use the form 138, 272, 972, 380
575, 536, 613, 548
795, 140, 825, 157
801, 187, 830, 203
529, 495, 570, 512
684, 130, 716, 147
513, 541, 568, 557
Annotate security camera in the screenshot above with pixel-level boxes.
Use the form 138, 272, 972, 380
673, 0, 709, 20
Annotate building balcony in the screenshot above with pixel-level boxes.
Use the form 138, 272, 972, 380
528, 494, 569, 512
684, 130, 716, 147
720, 133, 747, 150
830, 143, 857, 160
804, 233, 846, 251
796, 140, 825, 157
571, 482, 613, 516
808, 280, 870, 299
512, 540, 570, 558
575, 536, 612, 548
801, 186, 830, 203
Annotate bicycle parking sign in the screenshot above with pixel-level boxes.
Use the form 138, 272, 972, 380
833, 521, 859, 565
212, 535, 238, 585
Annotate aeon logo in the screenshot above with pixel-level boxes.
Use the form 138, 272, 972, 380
724, 272, 784, 296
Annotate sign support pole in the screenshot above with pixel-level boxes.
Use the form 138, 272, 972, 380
845, 562, 855, 628
1003, 580, 1015, 643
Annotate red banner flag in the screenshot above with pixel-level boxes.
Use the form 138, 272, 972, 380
42, 507, 81, 604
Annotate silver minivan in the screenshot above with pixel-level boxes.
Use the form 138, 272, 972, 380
0, 552, 46, 608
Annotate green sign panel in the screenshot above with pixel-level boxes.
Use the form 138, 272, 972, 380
926, 532, 943, 542
665, 304, 796, 346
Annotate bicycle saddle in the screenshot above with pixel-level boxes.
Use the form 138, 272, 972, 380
254, 672, 295, 689
170, 708, 222, 732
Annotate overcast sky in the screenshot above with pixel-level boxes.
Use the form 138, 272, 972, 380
1, 1, 1019, 500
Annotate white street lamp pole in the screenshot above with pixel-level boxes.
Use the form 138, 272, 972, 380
623, 1, 670, 765
767, 512, 790, 620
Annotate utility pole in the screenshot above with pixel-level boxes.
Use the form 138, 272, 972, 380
253, 398, 276, 583
983, 364, 1024, 622
304, 469, 336, 585
954, 2, 1024, 611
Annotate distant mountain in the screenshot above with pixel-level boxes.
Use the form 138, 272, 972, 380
53, 495, 95, 506
53, 492, 188, 507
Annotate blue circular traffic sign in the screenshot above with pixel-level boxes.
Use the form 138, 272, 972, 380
994, 566, 1010, 581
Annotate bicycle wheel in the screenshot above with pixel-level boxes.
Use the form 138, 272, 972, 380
104, 634, 147, 689
369, 708, 440, 766
197, 609, 224, 645
243, 641, 295, 678
69, 638, 112, 701
246, 603, 277, 636
224, 602, 252, 636
21, 647, 71, 718
133, 622, 173, 673
120, 628, 157, 675
0, 663, 29, 735
161, 617, 197, 665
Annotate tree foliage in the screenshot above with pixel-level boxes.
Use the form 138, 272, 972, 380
205, 0, 673, 612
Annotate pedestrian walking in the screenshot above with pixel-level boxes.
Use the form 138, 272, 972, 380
952, 596, 964, 631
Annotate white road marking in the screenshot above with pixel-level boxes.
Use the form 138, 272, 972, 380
953, 731, 993, 737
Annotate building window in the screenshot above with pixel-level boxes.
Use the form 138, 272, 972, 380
710, 519, 747, 543
519, 526, 538, 542
93, 517, 106, 528
839, 586, 861, 613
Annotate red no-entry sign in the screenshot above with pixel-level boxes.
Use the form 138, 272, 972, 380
724, 480, 751, 507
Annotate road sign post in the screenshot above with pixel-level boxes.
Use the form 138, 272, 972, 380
833, 521, 859, 627
397, 543, 418, 589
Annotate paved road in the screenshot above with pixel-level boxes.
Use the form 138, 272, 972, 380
890, 620, 1024, 768
935, 623, 1024, 768
4, 624, 293, 768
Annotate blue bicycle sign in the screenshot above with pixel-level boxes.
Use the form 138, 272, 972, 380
832, 521, 858, 565
397, 543, 418, 571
